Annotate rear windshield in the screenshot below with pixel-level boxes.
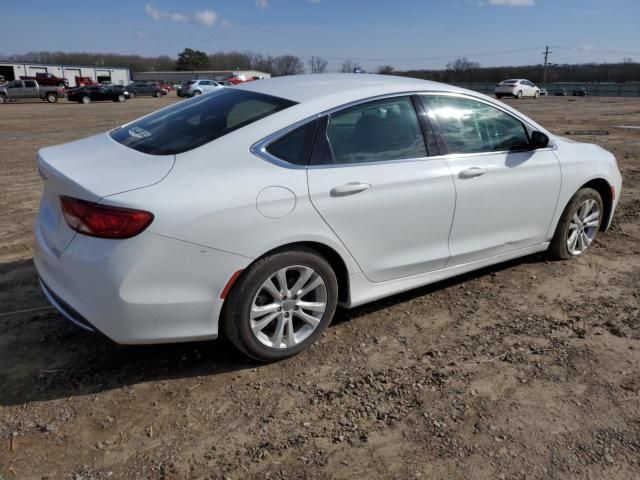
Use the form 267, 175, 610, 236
503, 80, 518, 84
110, 89, 296, 155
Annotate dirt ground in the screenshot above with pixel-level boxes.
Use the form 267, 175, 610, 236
0, 94, 639, 480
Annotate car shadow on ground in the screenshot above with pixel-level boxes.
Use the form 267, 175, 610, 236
0, 253, 545, 406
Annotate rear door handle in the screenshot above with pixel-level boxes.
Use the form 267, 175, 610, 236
459, 167, 487, 179
330, 182, 371, 197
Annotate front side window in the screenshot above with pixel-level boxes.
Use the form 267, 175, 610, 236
111, 89, 296, 155
326, 96, 426, 165
422, 95, 530, 154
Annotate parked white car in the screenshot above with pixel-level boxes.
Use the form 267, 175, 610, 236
495, 79, 541, 99
34, 74, 621, 360
180, 79, 224, 97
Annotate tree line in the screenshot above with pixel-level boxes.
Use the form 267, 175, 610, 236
2, 50, 640, 82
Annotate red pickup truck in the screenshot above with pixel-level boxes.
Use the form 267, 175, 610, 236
20, 72, 68, 88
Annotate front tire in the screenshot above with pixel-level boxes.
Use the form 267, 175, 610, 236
549, 188, 603, 260
534, 90, 540, 99
116, 94, 125, 102
222, 247, 338, 361
0, 94, 6, 104
495, 94, 503, 99
192, 90, 202, 96
81, 96, 90, 104
129, 92, 136, 99
516, 90, 523, 99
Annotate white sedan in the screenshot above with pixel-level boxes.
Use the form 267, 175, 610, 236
34, 74, 622, 361
495, 79, 541, 99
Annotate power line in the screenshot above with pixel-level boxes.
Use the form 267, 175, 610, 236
298, 47, 543, 63
296, 45, 640, 65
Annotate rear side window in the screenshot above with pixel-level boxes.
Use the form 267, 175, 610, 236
110, 89, 296, 155
421, 95, 530, 154
266, 121, 318, 166
325, 96, 426, 164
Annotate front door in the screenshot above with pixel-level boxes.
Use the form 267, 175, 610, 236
421, 94, 561, 265
307, 96, 456, 283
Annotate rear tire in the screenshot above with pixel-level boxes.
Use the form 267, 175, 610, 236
549, 188, 604, 260
116, 94, 125, 102
0, 94, 6, 104
222, 247, 338, 362
192, 90, 202, 96
129, 92, 136, 99
496, 94, 503, 99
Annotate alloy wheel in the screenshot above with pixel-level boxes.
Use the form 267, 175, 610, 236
567, 199, 601, 255
250, 265, 327, 350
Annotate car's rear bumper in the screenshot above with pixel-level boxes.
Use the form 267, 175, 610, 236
34, 219, 251, 344
494, 88, 516, 95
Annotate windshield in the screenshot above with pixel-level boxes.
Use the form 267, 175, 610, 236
110, 89, 296, 155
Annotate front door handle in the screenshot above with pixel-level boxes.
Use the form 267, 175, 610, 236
459, 167, 487, 179
330, 182, 371, 197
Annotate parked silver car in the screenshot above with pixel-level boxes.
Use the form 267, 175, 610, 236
179, 79, 224, 98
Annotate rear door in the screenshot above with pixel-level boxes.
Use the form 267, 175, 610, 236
95, 87, 110, 101
307, 95, 456, 282
421, 94, 561, 265
23, 80, 38, 98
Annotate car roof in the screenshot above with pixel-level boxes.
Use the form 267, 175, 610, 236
224, 73, 549, 143
235, 73, 467, 106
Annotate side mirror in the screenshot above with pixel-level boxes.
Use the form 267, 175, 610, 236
530, 131, 550, 149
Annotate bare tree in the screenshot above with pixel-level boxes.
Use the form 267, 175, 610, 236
273, 55, 305, 76
377, 65, 395, 75
340, 59, 361, 73
308, 56, 328, 74
446, 57, 481, 73
208, 51, 252, 70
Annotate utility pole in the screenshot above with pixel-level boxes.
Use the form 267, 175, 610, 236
542, 46, 552, 83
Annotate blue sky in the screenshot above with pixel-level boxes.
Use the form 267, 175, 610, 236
1, 0, 639, 71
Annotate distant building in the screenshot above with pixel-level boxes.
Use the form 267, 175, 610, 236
133, 70, 271, 84
0, 62, 130, 87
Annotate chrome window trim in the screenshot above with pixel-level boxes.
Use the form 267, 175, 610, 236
250, 115, 322, 170
250, 90, 553, 170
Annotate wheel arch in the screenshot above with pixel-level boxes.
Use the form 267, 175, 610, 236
580, 178, 613, 231
253, 241, 351, 304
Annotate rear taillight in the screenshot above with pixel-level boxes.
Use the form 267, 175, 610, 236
60, 196, 154, 239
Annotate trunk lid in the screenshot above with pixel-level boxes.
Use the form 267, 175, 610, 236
37, 132, 174, 254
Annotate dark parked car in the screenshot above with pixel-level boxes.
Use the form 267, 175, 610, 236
111, 85, 131, 99
67, 86, 127, 104
572, 87, 588, 97
555, 89, 568, 96
126, 82, 166, 98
